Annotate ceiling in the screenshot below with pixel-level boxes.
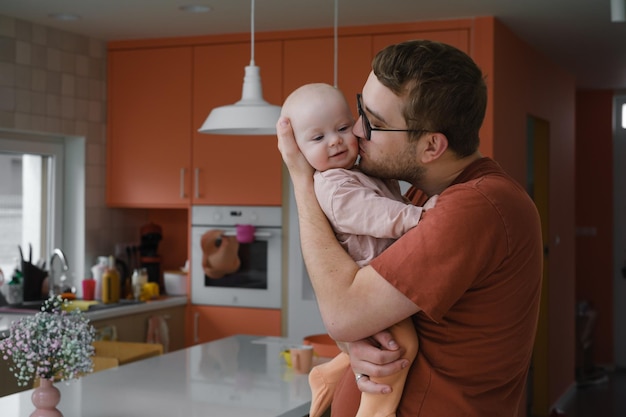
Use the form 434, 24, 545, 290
1, 0, 625, 90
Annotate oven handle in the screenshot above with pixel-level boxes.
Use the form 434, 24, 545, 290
222, 231, 272, 238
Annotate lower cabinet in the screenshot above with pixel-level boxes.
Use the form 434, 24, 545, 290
91, 305, 186, 352
187, 305, 281, 346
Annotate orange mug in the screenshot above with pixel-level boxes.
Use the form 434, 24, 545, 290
290, 345, 314, 374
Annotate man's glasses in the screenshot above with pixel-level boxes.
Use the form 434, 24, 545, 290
356, 93, 428, 141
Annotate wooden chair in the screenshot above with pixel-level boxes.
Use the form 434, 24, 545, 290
91, 340, 163, 365
91, 356, 119, 373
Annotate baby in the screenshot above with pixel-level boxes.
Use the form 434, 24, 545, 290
281, 83, 436, 417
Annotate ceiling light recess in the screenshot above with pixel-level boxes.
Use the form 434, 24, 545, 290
198, 0, 281, 135
179, 5, 212, 13
48, 13, 80, 21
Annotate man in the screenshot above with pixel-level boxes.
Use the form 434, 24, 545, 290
278, 39, 543, 416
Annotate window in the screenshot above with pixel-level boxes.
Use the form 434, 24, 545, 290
622, 102, 626, 129
0, 133, 64, 282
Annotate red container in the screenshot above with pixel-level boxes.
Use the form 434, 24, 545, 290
82, 279, 96, 301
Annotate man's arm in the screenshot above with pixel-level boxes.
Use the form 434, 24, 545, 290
277, 118, 418, 342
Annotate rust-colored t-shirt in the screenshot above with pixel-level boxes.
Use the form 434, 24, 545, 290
331, 158, 543, 417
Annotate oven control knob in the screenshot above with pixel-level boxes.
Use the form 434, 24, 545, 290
213, 212, 222, 222
233, 296, 238, 304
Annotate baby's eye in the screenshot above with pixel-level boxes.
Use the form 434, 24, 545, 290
338, 122, 354, 132
312, 135, 324, 141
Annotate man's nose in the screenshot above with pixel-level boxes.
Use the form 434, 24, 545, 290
353, 118, 365, 139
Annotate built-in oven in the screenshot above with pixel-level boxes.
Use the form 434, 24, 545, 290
191, 205, 282, 309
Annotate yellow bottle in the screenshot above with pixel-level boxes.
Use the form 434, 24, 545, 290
101, 256, 120, 304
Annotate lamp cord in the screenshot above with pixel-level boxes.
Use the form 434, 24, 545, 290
333, 0, 338, 88
250, 0, 255, 65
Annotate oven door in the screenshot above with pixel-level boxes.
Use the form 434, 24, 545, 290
191, 226, 282, 308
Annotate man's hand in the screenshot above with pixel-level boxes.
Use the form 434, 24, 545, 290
343, 331, 410, 394
276, 117, 314, 182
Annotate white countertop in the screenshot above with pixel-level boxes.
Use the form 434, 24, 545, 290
0, 296, 188, 337
0, 335, 311, 417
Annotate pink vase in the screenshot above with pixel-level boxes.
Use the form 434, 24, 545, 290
30, 379, 63, 417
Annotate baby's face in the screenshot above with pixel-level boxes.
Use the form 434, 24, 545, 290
292, 98, 359, 172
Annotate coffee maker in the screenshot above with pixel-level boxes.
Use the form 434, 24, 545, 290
139, 222, 163, 293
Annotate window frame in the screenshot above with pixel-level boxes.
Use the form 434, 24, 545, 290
0, 132, 64, 264
0, 128, 85, 285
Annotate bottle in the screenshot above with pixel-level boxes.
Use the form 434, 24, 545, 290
92, 256, 108, 301
101, 256, 120, 304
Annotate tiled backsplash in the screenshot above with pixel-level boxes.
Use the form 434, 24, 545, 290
0, 14, 149, 276
0, 15, 105, 133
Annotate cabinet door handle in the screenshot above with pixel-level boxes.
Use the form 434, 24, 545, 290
194, 311, 200, 344
194, 168, 200, 199
180, 168, 187, 199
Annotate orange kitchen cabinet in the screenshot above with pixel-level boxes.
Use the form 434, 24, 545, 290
282, 29, 469, 118
187, 305, 281, 346
192, 41, 283, 206
283, 35, 372, 119
107, 47, 193, 208
372, 29, 470, 55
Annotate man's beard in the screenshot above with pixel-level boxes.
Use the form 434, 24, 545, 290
359, 142, 425, 186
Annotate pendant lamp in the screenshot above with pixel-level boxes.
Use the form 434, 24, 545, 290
198, 0, 281, 135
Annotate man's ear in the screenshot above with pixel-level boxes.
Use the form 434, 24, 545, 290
421, 132, 448, 163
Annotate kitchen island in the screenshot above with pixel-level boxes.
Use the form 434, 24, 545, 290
0, 334, 312, 417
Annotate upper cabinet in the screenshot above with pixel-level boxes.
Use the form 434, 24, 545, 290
192, 41, 283, 206
283, 35, 372, 117
107, 47, 193, 208
106, 25, 470, 208
107, 41, 283, 208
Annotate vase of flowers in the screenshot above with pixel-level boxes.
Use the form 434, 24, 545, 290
0, 295, 96, 416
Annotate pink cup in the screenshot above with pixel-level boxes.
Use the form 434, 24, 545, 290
82, 279, 96, 301
290, 345, 314, 374
236, 224, 256, 244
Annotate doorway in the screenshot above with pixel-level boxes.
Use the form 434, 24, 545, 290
613, 94, 626, 368
527, 115, 550, 416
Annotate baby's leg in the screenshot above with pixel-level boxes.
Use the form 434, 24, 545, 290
308, 352, 350, 417
355, 319, 418, 417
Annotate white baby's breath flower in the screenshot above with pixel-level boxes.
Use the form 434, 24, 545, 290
0, 295, 96, 386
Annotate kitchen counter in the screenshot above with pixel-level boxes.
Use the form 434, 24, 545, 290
0, 334, 312, 417
0, 296, 188, 338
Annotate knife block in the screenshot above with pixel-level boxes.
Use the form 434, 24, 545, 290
22, 261, 48, 301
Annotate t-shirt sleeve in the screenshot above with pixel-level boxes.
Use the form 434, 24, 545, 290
370, 185, 509, 322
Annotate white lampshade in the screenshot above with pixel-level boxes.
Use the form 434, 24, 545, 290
198, 64, 281, 135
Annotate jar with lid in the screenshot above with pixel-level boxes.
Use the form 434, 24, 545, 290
91, 256, 108, 301
131, 268, 148, 300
